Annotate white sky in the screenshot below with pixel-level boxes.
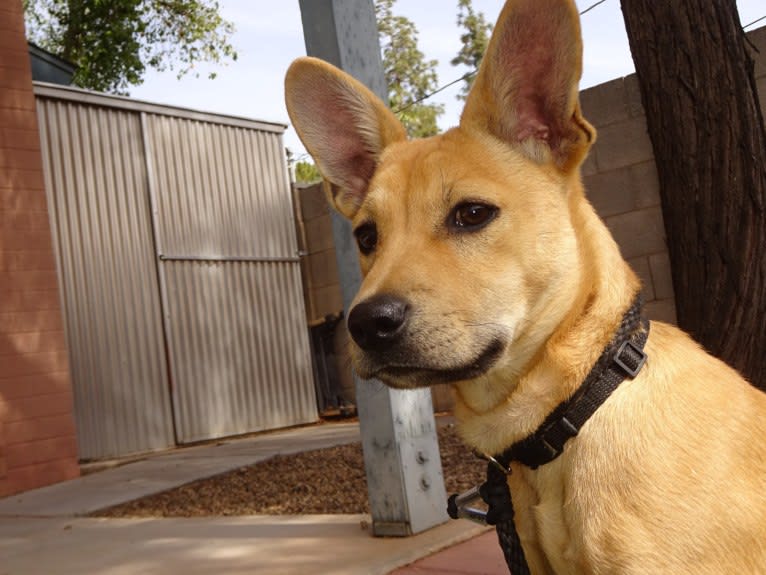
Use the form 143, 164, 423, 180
130, 0, 765, 161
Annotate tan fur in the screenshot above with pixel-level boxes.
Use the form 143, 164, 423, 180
285, 1, 766, 572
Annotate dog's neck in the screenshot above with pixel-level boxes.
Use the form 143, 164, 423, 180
453, 181, 641, 456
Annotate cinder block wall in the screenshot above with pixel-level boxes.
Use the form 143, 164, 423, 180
580, 75, 677, 323
293, 184, 344, 323
293, 184, 356, 407
580, 25, 766, 324
0, 2, 79, 496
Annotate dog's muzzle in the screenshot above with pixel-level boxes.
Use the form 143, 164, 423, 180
347, 293, 506, 387
347, 294, 410, 352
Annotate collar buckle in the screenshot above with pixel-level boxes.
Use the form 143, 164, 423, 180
614, 339, 647, 378
535, 416, 579, 466
540, 438, 561, 461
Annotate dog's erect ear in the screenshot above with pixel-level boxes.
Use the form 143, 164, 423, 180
285, 57, 407, 218
461, 0, 595, 171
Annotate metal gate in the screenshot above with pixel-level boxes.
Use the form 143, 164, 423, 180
36, 83, 317, 456
143, 114, 317, 443
37, 94, 175, 459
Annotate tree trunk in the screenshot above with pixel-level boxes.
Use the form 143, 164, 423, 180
620, 0, 766, 390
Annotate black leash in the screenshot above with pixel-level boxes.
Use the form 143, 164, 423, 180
482, 460, 531, 575
448, 294, 649, 574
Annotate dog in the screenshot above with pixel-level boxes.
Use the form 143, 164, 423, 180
285, 0, 766, 572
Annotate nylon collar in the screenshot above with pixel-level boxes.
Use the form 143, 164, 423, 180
494, 293, 649, 470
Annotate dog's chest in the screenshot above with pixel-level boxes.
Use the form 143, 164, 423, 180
521, 464, 588, 575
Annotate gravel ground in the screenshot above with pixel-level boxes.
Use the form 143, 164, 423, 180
95, 423, 486, 517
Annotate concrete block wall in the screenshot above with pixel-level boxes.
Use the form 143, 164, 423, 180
293, 183, 356, 407
293, 183, 344, 324
579, 24, 766, 325
580, 75, 678, 324
0, 1, 79, 497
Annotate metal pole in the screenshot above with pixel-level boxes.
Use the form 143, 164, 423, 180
297, 0, 448, 536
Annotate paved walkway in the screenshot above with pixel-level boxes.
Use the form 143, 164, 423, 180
391, 530, 507, 574
0, 421, 505, 574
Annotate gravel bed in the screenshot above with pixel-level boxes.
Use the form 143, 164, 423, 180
95, 424, 486, 517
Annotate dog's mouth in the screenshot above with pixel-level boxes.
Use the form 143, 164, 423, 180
368, 338, 506, 388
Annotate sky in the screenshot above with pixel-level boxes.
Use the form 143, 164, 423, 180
130, 0, 765, 162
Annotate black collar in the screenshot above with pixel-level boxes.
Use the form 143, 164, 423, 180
494, 293, 649, 470
456, 295, 650, 575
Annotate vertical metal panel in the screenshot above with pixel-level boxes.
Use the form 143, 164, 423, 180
147, 116, 298, 259
162, 261, 316, 441
36, 97, 175, 460
144, 115, 317, 442
34, 82, 316, 455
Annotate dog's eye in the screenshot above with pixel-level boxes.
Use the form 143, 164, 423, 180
354, 223, 378, 255
450, 202, 498, 231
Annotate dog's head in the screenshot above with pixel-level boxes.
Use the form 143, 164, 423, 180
285, 0, 595, 405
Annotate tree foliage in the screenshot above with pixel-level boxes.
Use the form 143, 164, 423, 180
451, 0, 492, 101
375, 0, 443, 138
23, 0, 237, 94
294, 160, 321, 185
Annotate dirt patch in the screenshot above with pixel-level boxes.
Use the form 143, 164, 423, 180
95, 424, 486, 517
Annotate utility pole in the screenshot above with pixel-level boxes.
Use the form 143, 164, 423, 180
297, 0, 448, 536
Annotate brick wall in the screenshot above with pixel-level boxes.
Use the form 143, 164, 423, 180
0, 1, 79, 497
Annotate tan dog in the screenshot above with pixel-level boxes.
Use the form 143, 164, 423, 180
285, 0, 766, 572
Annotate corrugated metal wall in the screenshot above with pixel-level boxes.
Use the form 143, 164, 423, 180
144, 115, 317, 442
35, 83, 317, 458
36, 96, 174, 459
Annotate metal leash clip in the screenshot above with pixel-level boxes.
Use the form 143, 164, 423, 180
447, 485, 488, 525
472, 450, 511, 475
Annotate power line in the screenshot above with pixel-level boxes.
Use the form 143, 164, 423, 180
743, 14, 766, 30
299, 2, 765, 163
394, 72, 475, 114
288, 152, 311, 164
393, 0, 611, 115
579, 0, 609, 16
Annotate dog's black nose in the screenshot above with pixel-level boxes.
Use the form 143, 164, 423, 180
347, 295, 409, 352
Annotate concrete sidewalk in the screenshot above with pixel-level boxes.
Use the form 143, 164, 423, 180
0, 421, 501, 574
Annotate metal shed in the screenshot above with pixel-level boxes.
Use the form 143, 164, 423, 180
35, 83, 317, 460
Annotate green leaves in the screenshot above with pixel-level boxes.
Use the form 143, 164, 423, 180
373, 0, 491, 134
451, 0, 491, 101
24, 0, 237, 94
294, 161, 321, 185
375, 0, 444, 138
